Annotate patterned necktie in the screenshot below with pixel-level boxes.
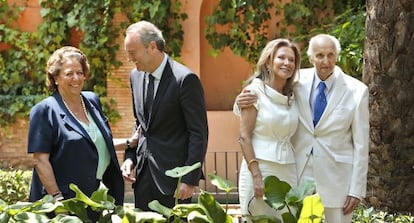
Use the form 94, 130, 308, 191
144, 74, 155, 123
313, 82, 327, 126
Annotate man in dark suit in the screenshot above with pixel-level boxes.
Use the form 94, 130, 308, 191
120, 20, 209, 210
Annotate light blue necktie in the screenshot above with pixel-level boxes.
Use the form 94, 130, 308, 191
313, 82, 327, 126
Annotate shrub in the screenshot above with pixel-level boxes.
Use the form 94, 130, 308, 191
0, 168, 32, 204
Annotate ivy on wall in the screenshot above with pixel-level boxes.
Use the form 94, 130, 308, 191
205, 0, 365, 78
0, 0, 186, 128
120, 0, 187, 60
276, 0, 365, 79
205, 0, 274, 65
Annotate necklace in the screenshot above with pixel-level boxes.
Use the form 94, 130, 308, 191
62, 95, 88, 124
62, 95, 98, 142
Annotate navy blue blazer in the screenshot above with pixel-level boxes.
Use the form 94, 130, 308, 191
28, 91, 124, 205
125, 57, 208, 195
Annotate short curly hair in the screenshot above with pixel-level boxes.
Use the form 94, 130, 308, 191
46, 46, 90, 92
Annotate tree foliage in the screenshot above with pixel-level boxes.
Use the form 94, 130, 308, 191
0, 0, 187, 127
205, 0, 274, 64
205, 0, 365, 78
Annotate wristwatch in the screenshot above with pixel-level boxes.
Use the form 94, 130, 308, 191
126, 139, 131, 149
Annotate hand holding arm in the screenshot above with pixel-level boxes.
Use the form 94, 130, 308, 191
128, 125, 141, 148
120, 159, 136, 183
113, 125, 141, 151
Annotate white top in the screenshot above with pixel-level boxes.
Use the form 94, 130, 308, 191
244, 78, 299, 164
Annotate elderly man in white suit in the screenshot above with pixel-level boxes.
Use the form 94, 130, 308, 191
235, 34, 369, 223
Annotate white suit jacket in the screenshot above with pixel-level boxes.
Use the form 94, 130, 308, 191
292, 66, 369, 207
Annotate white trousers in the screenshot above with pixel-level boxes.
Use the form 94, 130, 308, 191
300, 156, 353, 223
324, 207, 353, 223
238, 159, 297, 220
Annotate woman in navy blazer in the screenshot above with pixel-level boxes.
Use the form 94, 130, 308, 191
27, 46, 125, 220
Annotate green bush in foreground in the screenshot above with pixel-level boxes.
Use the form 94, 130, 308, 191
0, 168, 31, 204
0, 167, 412, 222
353, 204, 414, 223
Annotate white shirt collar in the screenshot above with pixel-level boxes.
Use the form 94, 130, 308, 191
312, 68, 337, 93
151, 53, 168, 80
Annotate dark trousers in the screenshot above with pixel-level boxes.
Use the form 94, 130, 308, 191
133, 161, 191, 211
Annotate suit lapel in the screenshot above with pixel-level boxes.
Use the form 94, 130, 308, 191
55, 93, 91, 143
83, 95, 109, 145
296, 68, 315, 131
147, 58, 173, 126
83, 95, 118, 159
131, 70, 148, 129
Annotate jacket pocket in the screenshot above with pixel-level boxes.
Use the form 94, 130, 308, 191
333, 154, 353, 164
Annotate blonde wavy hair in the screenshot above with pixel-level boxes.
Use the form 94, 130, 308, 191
244, 38, 301, 104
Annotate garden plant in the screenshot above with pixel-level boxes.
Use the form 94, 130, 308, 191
0, 166, 412, 222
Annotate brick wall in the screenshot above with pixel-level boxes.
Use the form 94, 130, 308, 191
0, 119, 31, 168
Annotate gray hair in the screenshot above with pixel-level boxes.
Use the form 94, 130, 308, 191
307, 34, 341, 58
126, 20, 165, 51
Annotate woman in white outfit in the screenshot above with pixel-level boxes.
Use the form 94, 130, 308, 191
235, 38, 301, 220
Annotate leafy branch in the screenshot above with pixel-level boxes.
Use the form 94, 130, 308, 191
0, 0, 187, 128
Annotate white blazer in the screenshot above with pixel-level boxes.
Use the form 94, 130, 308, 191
292, 66, 369, 207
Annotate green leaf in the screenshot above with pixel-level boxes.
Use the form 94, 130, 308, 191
285, 180, 316, 206
0, 212, 10, 223
120, 207, 138, 223
50, 214, 83, 223
208, 174, 237, 193
59, 199, 88, 221
172, 203, 203, 218
187, 210, 210, 223
134, 211, 166, 223
248, 214, 281, 223
13, 212, 50, 223
281, 212, 297, 223
198, 190, 232, 223
148, 200, 173, 217
263, 176, 291, 210
66, 14, 78, 28
7, 202, 35, 215
89, 183, 116, 210
68, 183, 106, 209
165, 162, 201, 178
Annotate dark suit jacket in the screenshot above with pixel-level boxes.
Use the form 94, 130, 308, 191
28, 91, 124, 205
125, 56, 208, 195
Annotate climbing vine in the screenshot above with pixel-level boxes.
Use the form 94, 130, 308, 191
0, 0, 186, 128
205, 0, 274, 65
120, 0, 187, 60
276, 0, 365, 78
205, 0, 365, 78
